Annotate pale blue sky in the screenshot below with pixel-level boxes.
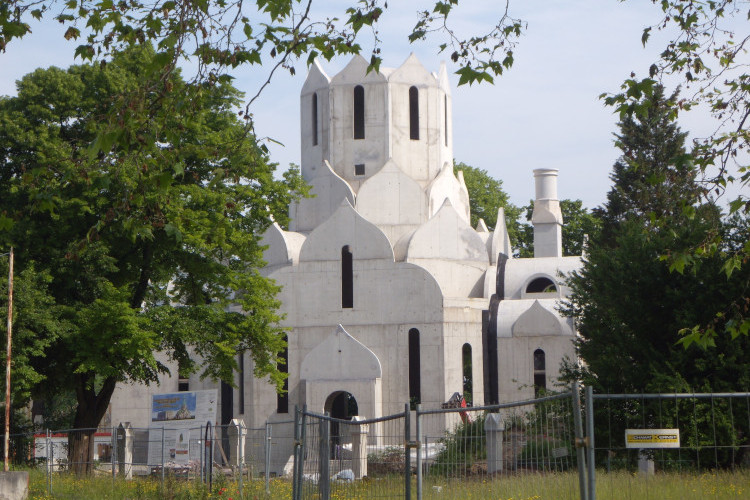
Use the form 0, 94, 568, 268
0, 1, 720, 210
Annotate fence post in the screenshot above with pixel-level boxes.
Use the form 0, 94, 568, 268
298, 406, 308, 499
404, 403, 411, 500
206, 422, 214, 491
318, 415, 330, 500
265, 421, 271, 495
46, 429, 51, 496
415, 404, 422, 500
199, 425, 204, 483
240, 425, 244, 498
161, 427, 165, 489
111, 425, 116, 490
292, 407, 299, 500
585, 385, 596, 500
572, 382, 589, 500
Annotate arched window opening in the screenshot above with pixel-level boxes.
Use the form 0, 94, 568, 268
526, 277, 557, 294
408, 329, 421, 409
177, 358, 190, 392
311, 92, 318, 146
342, 245, 353, 308
353, 85, 365, 139
444, 94, 448, 146
409, 86, 419, 140
276, 334, 289, 413
462, 343, 473, 405
533, 348, 546, 398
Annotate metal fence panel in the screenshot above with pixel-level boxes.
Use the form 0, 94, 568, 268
298, 408, 409, 499
416, 392, 581, 500
589, 392, 750, 500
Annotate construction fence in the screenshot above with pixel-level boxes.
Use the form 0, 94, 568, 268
7, 386, 750, 499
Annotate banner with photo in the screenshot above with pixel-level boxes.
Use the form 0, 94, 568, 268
147, 389, 218, 466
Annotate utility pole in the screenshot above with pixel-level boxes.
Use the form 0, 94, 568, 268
4, 247, 13, 472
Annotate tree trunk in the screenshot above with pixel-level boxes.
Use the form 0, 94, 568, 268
68, 430, 96, 475
69, 374, 117, 475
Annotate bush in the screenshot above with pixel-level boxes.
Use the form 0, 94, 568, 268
429, 415, 486, 477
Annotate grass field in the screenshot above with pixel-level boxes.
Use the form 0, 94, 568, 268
25, 468, 749, 499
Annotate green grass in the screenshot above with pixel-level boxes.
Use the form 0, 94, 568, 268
25, 468, 750, 499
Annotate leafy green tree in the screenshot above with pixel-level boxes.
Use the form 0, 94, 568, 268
454, 161, 522, 243
0, 261, 62, 416
0, 48, 303, 472
596, 85, 698, 245
601, 1, 750, 345
563, 84, 750, 394
517, 199, 601, 257
564, 215, 750, 393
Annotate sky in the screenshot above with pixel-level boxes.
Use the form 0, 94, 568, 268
0, 0, 724, 210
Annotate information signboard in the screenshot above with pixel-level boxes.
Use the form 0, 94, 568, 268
625, 429, 680, 449
147, 390, 218, 465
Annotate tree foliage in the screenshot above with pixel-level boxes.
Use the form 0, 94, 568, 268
563, 84, 750, 393
602, 0, 750, 345
596, 85, 699, 242
0, 47, 304, 469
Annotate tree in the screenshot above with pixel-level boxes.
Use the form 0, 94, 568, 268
602, 1, 750, 345
0, 48, 304, 472
562, 84, 750, 394
453, 161, 522, 243
516, 199, 601, 257
596, 85, 698, 245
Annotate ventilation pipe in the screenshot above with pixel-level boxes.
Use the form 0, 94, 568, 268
531, 169, 563, 258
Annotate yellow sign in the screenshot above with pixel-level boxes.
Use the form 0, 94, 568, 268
625, 429, 680, 448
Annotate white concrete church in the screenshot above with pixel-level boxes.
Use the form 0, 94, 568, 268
111, 54, 581, 437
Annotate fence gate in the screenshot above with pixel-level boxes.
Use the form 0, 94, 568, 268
293, 405, 411, 500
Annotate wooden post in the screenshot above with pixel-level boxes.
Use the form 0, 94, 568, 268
4, 247, 14, 472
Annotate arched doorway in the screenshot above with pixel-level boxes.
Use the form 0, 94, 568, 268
324, 391, 359, 459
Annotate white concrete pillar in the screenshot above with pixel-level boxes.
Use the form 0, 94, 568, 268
531, 168, 563, 258
228, 419, 247, 466
638, 450, 655, 476
485, 413, 505, 474
116, 422, 133, 479
350, 416, 368, 479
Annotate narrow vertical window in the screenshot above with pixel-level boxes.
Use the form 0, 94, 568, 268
353, 85, 365, 139
178, 359, 189, 392
276, 335, 289, 414
408, 329, 421, 409
312, 92, 319, 146
409, 86, 419, 140
533, 349, 546, 397
444, 94, 448, 146
462, 343, 473, 406
238, 352, 245, 414
342, 245, 353, 308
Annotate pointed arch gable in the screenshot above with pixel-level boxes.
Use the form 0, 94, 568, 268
355, 159, 428, 227
427, 162, 470, 223
405, 199, 487, 263
300, 325, 382, 381
299, 199, 394, 262
260, 222, 306, 268
512, 300, 564, 337
289, 160, 356, 233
